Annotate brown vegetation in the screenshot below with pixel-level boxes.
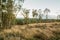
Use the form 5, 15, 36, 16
0, 22, 60, 40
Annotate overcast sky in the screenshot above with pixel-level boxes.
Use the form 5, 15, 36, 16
16, 0, 60, 19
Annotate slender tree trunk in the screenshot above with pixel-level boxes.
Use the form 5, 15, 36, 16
57, 16, 58, 21
39, 15, 42, 23
25, 17, 29, 27
0, 0, 2, 29
46, 14, 48, 23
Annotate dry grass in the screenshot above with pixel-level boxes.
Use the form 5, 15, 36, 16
0, 22, 60, 40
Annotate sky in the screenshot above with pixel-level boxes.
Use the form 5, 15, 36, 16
16, 0, 60, 19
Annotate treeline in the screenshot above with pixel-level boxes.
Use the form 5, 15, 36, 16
16, 18, 60, 25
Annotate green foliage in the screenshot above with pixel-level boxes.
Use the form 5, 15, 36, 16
32, 9, 38, 17
1, 0, 16, 29
44, 8, 50, 23
16, 18, 39, 25
21, 8, 30, 26
0, 0, 24, 29
16, 19, 24, 25
16, 18, 60, 25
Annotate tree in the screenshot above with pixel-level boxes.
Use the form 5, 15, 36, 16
32, 9, 38, 23
13, 0, 24, 25
0, 0, 24, 29
13, 0, 24, 17
32, 9, 38, 18
21, 8, 30, 26
57, 15, 60, 20
38, 9, 43, 23
0, 0, 2, 27
1, 0, 15, 28
44, 8, 50, 22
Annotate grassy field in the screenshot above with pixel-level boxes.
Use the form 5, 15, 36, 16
0, 22, 60, 40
